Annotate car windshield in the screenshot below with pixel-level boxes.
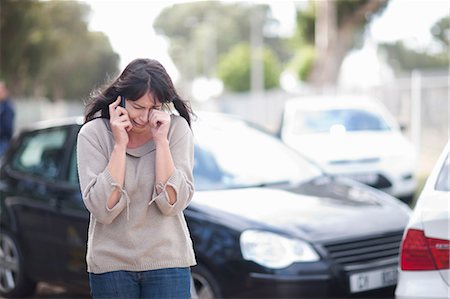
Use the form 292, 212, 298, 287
193, 115, 322, 191
293, 109, 391, 134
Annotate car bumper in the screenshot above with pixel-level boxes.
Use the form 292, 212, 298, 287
227, 266, 397, 298
395, 270, 450, 299
244, 272, 332, 298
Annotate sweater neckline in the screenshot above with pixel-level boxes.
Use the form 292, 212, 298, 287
102, 118, 156, 157
126, 140, 156, 157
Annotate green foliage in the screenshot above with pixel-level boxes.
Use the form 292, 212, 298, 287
290, 0, 389, 81
154, 1, 251, 80
154, 2, 289, 83
379, 16, 449, 73
0, 0, 119, 100
336, 0, 387, 25
217, 44, 250, 92
431, 16, 450, 48
293, 2, 315, 45
263, 48, 282, 90
380, 41, 449, 73
217, 43, 281, 92
290, 46, 316, 81
294, 0, 388, 47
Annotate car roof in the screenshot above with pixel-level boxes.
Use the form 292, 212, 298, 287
21, 116, 84, 132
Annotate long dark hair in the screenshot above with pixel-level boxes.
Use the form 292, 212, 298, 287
85, 58, 193, 126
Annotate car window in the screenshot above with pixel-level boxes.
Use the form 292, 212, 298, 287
11, 128, 67, 180
68, 147, 79, 185
435, 153, 450, 191
193, 117, 321, 191
293, 109, 391, 134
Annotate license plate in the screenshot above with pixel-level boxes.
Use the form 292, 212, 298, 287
349, 267, 398, 293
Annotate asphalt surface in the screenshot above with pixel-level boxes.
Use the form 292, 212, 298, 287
1, 282, 396, 299
0, 283, 88, 299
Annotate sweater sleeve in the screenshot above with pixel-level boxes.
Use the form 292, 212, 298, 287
77, 128, 129, 224
150, 120, 195, 216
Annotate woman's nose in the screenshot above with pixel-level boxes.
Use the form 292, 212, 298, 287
140, 110, 150, 122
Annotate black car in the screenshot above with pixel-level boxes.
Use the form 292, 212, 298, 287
0, 112, 411, 298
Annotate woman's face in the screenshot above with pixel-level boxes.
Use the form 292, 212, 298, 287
126, 92, 162, 134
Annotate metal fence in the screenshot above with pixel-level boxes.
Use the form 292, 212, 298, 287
199, 71, 449, 176
13, 71, 449, 176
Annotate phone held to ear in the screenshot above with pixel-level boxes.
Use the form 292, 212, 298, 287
120, 96, 126, 108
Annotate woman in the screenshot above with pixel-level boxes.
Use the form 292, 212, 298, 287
77, 58, 196, 299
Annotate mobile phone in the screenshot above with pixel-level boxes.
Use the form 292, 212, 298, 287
120, 95, 126, 108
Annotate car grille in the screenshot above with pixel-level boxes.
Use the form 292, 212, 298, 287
368, 174, 392, 189
322, 231, 403, 268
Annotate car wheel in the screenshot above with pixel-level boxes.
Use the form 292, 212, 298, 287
191, 264, 222, 299
0, 230, 36, 298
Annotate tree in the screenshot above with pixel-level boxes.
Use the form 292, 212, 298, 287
379, 16, 449, 73
0, 0, 119, 100
39, 1, 119, 100
154, 1, 289, 85
0, 0, 51, 94
431, 16, 449, 49
293, 0, 389, 86
217, 43, 281, 92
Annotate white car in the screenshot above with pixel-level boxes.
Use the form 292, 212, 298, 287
280, 95, 417, 203
395, 141, 450, 299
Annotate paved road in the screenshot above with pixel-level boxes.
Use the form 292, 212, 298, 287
0, 283, 88, 299
1, 282, 395, 299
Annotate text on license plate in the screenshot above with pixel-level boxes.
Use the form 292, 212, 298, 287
349, 267, 398, 293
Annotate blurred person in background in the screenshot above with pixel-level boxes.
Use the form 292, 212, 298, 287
0, 80, 15, 156
77, 58, 196, 299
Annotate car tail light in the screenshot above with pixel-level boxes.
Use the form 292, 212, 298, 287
400, 229, 450, 270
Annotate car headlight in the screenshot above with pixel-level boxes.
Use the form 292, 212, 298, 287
240, 230, 320, 269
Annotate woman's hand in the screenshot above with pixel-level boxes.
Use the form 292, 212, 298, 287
109, 96, 132, 148
149, 109, 171, 144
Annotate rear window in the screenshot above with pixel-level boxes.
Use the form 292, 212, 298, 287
435, 153, 450, 191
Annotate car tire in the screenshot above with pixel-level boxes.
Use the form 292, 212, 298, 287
191, 264, 222, 299
0, 229, 36, 298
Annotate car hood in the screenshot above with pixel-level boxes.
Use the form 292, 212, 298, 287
284, 131, 413, 163
191, 178, 410, 243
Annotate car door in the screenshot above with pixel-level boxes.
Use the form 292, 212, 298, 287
4, 126, 71, 281
43, 125, 90, 290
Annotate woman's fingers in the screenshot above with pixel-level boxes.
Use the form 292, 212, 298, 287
116, 119, 132, 131
114, 114, 131, 128
109, 96, 122, 118
149, 110, 169, 128
110, 98, 132, 132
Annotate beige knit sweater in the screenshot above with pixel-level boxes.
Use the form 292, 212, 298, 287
76, 115, 196, 274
